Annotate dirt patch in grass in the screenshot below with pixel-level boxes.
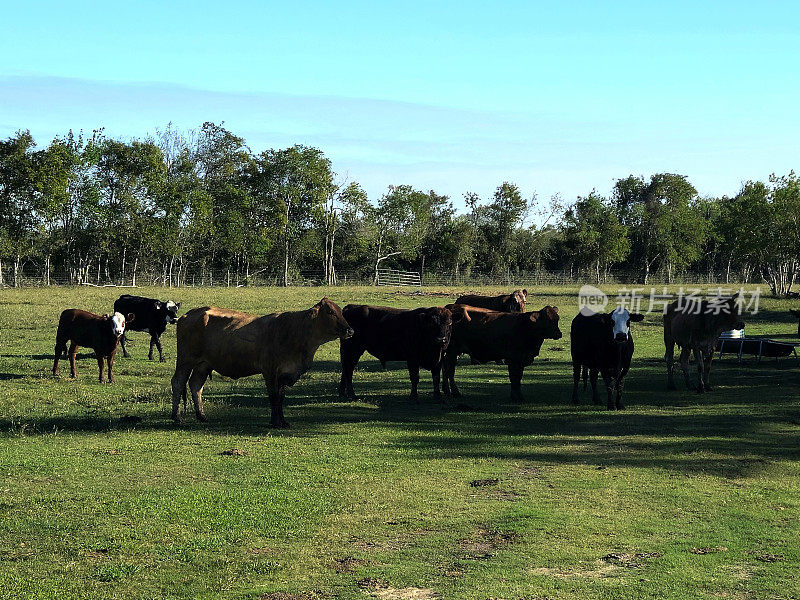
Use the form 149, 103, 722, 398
220, 448, 246, 456
259, 593, 319, 600
753, 552, 785, 562
458, 527, 520, 560
691, 546, 728, 554
601, 552, 663, 568
530, 562, 621, 579
357, 578, 440, 599
332, 556, 366, 573
469, 478, 499, 487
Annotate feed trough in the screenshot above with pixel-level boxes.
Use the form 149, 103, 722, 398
716, 327, 799, 363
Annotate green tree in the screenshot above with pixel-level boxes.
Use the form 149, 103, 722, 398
562, 191, 629, 282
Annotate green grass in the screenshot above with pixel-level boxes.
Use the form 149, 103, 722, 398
0, 285, 798, 599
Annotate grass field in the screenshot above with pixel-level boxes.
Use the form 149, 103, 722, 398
0, 285, 798, 600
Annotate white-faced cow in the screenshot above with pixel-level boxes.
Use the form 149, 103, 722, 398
53, 309, 133, 383
664, 294, 745, 392
571, 307, 644, 410
171, 298, 353, 428
114, 295, 181, 362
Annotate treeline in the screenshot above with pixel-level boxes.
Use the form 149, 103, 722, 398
1, 123, 798, 293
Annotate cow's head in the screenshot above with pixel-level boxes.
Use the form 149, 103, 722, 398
718, 293, 745, 331
532, 305, 562, 340
313, 297, 354, 340
506, 289, 528, 312
156, 300, 182, 325
109, 312, 133, 337
610, 307, 645, 343
419, 306, 454, 348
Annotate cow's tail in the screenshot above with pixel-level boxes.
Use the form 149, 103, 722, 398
582, 366, 588, 391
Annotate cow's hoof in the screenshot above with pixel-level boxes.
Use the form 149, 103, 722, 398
270, 420, 290, 429
172, 414, 183, 424
196, 413, 209, 422
606, 403, 615, 410
159, 357, 166, 363
616, 403, 625, 410
667, 383, 677, 391
704, 385, 713, 392
122, 353, 130, 358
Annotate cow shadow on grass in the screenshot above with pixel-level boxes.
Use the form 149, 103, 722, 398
2, 355, 799, 478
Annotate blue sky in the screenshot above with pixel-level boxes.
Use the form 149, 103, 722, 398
1, 1, 798, 210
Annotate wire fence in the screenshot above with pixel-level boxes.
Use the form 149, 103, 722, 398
0, 263, 755, 289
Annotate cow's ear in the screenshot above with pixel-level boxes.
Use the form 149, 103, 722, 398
522, 289, 528, 298
453, 307, 470, 323
126, 313, 135, 323
729, 292, 740, 302
155, 301, 164, 310
176, 302, 181, 309
630, 313, 645, 322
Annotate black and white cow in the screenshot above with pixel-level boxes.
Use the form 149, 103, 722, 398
113, 295, 181, 362
570, 307, 644, 410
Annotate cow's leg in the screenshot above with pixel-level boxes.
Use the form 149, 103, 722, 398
665, 336, 677, 390
154, 335, 165, 362
52, 337, 67, 376
431, 364, 443, 401
408, 361, 420, 402
120, 332, 131, 358
693, 347, 706, 393
97, 355, 106, 383
508, 361, 525, 402
702, 349, 713, 391
442, 353, 459, 397
338, 342, 363, 399
188, 366, 210, 421
267, 386, 290, 428
68, 342, 79, 378
148, 335, 156, 361
600, 368, 614, 409
571, 363, 581, 404
589, 369, 600, 404
615, 374, 626, 409
107, 350, 116, 383
171, 365, 191, 422
678, 347, 693, 390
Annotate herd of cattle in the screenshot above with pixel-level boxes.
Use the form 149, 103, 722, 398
52, 290, 749, 427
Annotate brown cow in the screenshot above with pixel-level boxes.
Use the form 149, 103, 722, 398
443, 304, 561, 402
53, 309, 133, 383
664, 294, 744, 392
171, 298, 353, 427
455, 289, 527, 312
338, 305, 454, 401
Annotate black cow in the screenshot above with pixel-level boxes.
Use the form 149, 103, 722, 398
338, 305, 455, 401
570, 307, 644, 410
114, 295, 181, 362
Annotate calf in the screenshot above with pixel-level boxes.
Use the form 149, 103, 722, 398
443, 304, 561, 402
52, 309, 133, 383
455, 289, 527, 312
338, 305, 454, 401
571, 308, 644, 410
114, 294, 181, 361
171, 298, 353, 428
664, 294, 745, 392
